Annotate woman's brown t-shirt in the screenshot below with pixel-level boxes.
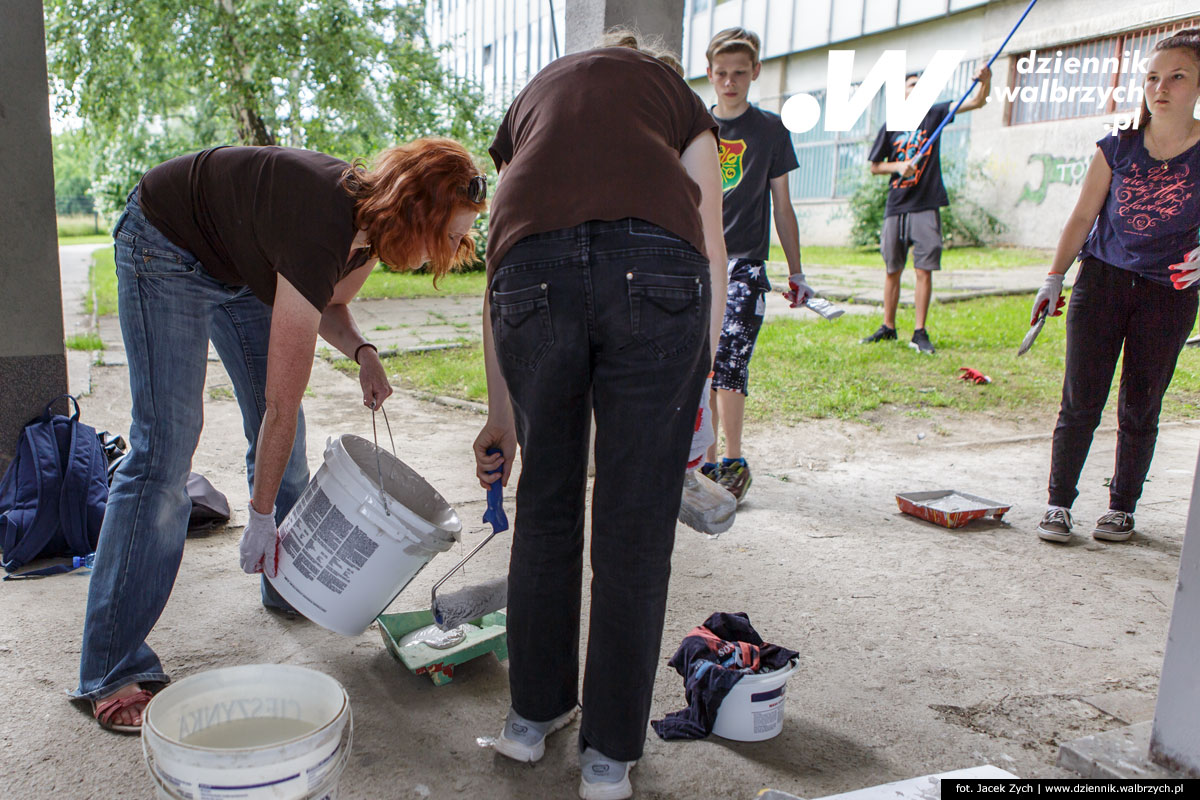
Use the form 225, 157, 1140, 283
139, 146, 368, 312
487, 47, 718, 277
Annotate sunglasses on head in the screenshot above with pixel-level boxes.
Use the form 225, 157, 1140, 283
467, 175, 487, 204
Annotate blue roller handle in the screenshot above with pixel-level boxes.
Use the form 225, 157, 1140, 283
483, 447, 509, 533
912, 0, 1040, 160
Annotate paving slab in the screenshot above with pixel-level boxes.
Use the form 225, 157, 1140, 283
1057, 722, 1186, 780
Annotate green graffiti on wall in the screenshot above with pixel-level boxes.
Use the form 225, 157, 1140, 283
1018, 153, 1090, 205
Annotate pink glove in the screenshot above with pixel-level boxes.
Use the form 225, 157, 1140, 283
782, 273, 814, 308
1169, 247, 1200, 290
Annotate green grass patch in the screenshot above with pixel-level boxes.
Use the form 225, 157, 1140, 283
356, 293, 1200, 425
336, 344, 489, 404
358, 267, 487, 299
59, 233, 114, 246
88, 247, 118, 316
65, 333, 104, 351
57, 213, 109, 238
769, 244, 1053, 271
87, 254, 488, 318
749, 294, 1200, 422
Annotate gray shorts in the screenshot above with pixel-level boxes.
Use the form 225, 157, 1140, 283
881, 209, 942, 274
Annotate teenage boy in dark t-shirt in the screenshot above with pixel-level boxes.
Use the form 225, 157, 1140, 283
864, 67, 990, 354
702, 27, 810, 502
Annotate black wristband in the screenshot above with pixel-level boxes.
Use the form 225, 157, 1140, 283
354, 342, 378, 364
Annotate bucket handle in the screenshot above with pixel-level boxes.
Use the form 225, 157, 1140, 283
371, 405, 397, 518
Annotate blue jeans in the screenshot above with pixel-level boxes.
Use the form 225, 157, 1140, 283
72, 190, 310, 701
493, 219, 710, 761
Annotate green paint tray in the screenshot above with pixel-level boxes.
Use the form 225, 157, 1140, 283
377, 609, 508, 685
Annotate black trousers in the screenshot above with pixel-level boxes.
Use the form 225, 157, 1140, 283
492, 219, 711, 761
1048, 258, 1198, 512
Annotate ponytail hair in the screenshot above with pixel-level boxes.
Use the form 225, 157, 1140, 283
1125, 27, 1200, 138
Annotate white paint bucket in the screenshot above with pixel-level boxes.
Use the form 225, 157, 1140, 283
142, 664, 351, 800
711, 659, 800, 742
268, 435, 462, 635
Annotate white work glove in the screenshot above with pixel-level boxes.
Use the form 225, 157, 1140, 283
239, 503, 280, 577
1031, 272, 1066, 325
1170, 246, 1200, 290
782, 273, 814, 308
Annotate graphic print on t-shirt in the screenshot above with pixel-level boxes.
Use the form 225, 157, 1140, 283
891, 129, 930, 189
719, 138, 747, 192
1115, 163, 1194, 236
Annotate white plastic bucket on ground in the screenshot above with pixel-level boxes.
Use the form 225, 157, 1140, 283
268, 434, 462, 635
712, 659, 800, 742
142, 664, 352, 800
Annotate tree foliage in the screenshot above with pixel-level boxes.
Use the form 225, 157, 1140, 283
46, 0, 498, 213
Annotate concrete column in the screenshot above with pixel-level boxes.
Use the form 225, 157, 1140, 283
565, 0, 686, 56
0, 1, 68, 470
1149, 445, 1200, 777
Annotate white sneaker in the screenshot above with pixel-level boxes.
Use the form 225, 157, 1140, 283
494, 706, 577, 763
579, 746, 635, 800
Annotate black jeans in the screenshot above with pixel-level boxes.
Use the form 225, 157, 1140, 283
1048, 258, 1198, 512
492, 218, 711, 761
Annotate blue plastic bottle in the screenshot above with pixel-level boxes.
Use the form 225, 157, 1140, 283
72, 553, 96, 569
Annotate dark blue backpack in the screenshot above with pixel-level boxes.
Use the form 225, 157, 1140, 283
0, 395, 108, 578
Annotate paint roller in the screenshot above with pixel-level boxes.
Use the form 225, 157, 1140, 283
910, 0, 1041, 162
430, 448, 509, 631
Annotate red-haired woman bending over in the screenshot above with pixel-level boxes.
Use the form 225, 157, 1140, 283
72, 139, 486, 732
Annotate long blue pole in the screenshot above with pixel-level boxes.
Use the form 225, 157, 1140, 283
912, 0, 1040, 160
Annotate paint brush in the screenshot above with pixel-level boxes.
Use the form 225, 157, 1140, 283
804, 296, 845, 319
1018, 305, 1048, 356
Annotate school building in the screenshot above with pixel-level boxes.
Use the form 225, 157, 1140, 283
428, 0, 1199, 249
425, 0, 568, 106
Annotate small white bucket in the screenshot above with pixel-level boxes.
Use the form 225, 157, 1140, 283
711, 659, 800, 742
142, 664, 352, 800
268, 435, 462, 635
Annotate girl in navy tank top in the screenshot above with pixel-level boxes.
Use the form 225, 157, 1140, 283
1031, 30, 1200, 545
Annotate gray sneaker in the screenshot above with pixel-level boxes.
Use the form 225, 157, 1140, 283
494, 706, 577, 763
1093, 510, 1135, 542
579, 746, 635, 800
1037, 506, 1073, 542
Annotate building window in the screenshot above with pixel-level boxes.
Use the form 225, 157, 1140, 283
789, 59, 977, 201
482, 43, 493, 68
1005, 18, 1199, 125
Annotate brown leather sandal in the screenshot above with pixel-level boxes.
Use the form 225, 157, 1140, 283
93, 688, 153, 733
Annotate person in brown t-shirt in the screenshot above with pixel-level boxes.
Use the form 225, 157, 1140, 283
469, 35, 727, 798
72, 139, 486, 733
